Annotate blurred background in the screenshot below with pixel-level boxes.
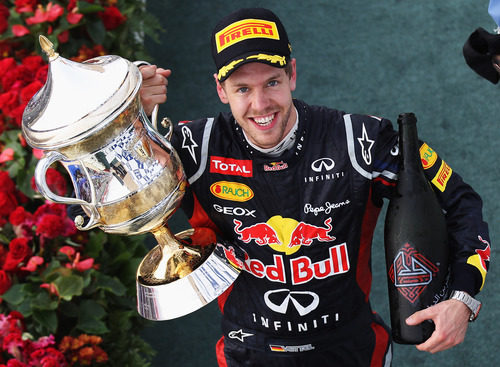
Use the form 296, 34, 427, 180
141, 1, 498, 366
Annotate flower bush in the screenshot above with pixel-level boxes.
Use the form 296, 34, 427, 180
0, 1, 161, 366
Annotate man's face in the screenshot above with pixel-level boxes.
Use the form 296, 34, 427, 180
215, 59, 297, 149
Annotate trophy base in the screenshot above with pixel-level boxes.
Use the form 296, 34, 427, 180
136, 241, 241, 320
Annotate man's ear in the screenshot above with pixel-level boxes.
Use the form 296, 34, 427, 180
214, 73, 229, 104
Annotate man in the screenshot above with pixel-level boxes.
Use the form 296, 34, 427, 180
140, 8, 490, 366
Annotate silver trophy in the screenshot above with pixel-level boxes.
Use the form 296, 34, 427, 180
21, 36, 241, 320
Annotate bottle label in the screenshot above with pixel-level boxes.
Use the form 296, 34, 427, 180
388, 243, 440, 303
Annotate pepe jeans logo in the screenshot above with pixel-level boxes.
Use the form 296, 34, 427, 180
264, 289, 319, 316
389, 244, 439, 303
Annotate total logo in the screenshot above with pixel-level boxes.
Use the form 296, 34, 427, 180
233, 216, 335, 255
210, 156, 253, 177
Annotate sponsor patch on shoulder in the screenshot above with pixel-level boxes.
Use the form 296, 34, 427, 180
419, 143, 438, 170
431, 161, 452, 192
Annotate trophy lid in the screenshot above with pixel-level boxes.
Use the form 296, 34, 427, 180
22, 36, 142, 150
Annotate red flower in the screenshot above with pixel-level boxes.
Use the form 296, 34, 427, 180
32, 149, 44, 159
33, 203, 66, 218
0, 58, 16, 79
12, 25, 30, 37
0, 270, 11, 295
59, 246, 75, 258
0, 171, 16, 193
57, 30, 69, 44
0, 91, 19, 116
45, 168, 67, 197
9, 206, 33, 226
0, 5, 9, 35
0, 148, 14, 163
0, 192, 18, 217
35, 64, 48, 84
98, 6, 126, 31
3, 238, 32, 272
67, 11, 83, 25
5, 360, 28, 367
26, 3, 65, 25
35, 214, 65, 239
20, 80, 43, 105
21, 55, 45, 73
20, 255, 43, 272
40, 283, 59, 297
15, 0, 38, 14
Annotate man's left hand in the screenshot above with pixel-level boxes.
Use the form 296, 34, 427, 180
405, 299, 471, 353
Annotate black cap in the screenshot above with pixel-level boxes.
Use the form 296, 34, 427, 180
463, 27, 500, 84
211, 8, 292, 82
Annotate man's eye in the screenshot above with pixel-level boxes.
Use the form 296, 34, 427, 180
268, 80, 278, 87
237, 87, 248, 93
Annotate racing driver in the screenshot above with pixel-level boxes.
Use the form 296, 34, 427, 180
139, 7, 491, 367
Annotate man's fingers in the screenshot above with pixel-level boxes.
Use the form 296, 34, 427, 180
139, 64, 158, 79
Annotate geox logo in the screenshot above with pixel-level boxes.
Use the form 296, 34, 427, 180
215, 19, 279, 52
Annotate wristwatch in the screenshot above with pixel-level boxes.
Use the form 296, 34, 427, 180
449, 290, 482, 322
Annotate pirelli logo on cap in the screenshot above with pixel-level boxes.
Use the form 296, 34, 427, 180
215, 19, 280, 53
432, 161, 452, 192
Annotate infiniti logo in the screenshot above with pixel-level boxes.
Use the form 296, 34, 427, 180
311, 158, 335, 173
264, 289, 320, 316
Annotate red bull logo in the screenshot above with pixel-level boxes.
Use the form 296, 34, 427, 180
233, 216, 337, 256
242, 243, 350, 285
234, 219, 281, 246
289, 218, 336, 247
467, 235, 490, 290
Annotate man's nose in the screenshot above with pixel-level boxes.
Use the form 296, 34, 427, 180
251, 89, 270, 111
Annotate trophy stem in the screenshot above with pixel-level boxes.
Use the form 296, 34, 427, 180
137, 226, 203, 285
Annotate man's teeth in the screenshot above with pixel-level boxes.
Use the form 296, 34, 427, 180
253, 114, 274, 126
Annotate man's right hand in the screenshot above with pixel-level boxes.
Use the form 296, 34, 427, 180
139, 65, 171, 116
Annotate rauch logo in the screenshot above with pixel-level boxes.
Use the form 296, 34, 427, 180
210, 181, 254, 202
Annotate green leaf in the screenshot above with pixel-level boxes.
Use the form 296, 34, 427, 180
86, 18, 106, 45
32, 309, 58, 334
76, 299, 109, 334
54, 274, 84, 301
32, 291, 59, 311
77, 1, 105, 14
1, 284, 27, 305
95, 273, 126, 296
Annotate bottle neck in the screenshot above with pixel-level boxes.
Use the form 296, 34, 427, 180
398, 119, 422, 172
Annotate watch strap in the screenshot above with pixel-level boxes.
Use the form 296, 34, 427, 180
449, 290, 482, 322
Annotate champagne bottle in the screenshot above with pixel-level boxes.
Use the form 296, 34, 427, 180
384, 113, 449, 344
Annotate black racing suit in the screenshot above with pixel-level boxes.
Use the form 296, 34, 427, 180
170, 99, 490, 367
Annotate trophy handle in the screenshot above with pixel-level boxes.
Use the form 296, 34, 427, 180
35, 151, 101, 231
